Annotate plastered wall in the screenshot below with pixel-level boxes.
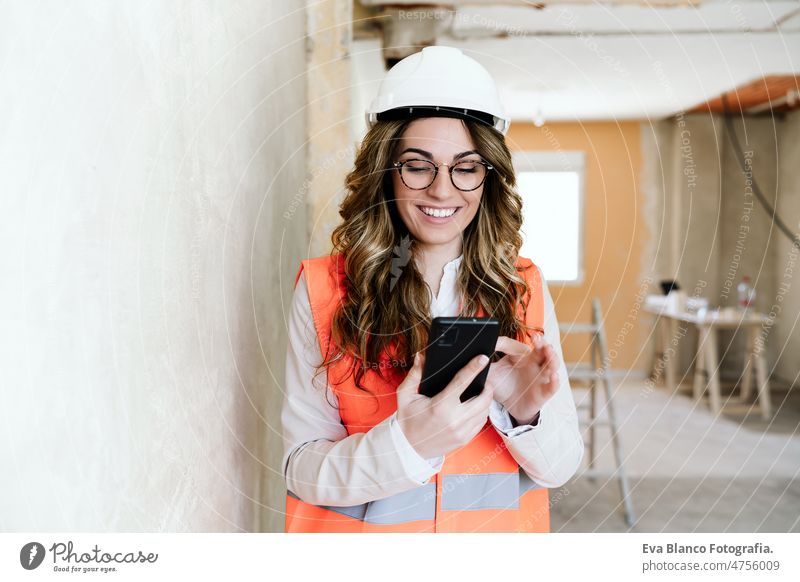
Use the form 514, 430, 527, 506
0, 1, 307, 532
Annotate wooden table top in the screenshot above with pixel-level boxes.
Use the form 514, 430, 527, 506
643, 305, 771, 328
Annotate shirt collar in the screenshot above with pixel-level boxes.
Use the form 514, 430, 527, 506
444, 254, 463, 272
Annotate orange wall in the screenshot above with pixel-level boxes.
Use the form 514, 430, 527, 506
507, 122, 649, 372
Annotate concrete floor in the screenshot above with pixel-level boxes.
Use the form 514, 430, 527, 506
550, 376, 800, 532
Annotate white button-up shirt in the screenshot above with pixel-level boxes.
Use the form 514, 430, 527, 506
282, 255, 583, 507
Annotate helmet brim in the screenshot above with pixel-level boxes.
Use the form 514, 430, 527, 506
373, 106, 508, 135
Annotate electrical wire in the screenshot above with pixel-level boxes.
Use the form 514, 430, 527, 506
721, 93, 800, 252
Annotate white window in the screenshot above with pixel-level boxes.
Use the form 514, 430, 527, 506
512, 151, 585, 285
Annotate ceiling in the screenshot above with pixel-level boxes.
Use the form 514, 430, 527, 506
352, 0, 800, 123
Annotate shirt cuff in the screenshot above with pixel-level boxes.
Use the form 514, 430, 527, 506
489, 399, 543, 438
389, 411, 444, 484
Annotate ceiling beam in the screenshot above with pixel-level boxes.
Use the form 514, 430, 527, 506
688, 75, 800, 114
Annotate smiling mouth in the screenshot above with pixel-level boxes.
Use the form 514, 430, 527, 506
417, 205, 462, 218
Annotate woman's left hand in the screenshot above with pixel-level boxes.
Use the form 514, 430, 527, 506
485, 334, 561, 425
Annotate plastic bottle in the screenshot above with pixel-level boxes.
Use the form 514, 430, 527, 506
737, 276, 755, 310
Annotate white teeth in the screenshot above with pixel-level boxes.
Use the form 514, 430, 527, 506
420, 206, 457, 218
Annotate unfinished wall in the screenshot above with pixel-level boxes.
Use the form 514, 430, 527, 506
718, 115, 780, 374
0, 1, 307, 532
671, 114, 725, 380
639, 112, 797, 387
773, 109, 800, 387
306, 0, 354, 257
640, 119, 673, 290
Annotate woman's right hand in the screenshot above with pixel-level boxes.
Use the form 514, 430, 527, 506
396, 351, 494, 460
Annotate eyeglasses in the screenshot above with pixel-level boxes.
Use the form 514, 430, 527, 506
392, 158, 493, 192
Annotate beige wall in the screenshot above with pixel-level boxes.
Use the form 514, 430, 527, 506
507, 122, 650, 373
0, 1, 307, 532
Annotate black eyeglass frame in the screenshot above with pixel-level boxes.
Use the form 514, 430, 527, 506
391, 158, 494, 192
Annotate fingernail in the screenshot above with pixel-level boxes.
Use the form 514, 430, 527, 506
478, 354, 489, 366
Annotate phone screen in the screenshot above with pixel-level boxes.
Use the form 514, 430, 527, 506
419, 317, 500, 402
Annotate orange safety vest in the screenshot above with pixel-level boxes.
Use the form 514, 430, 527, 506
284, 253, 549, 532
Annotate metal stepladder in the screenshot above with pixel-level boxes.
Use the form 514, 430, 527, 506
559, 298, 637, 527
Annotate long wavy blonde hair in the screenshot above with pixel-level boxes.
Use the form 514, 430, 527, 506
317, 118, 538, 393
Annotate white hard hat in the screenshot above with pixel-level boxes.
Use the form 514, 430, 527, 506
366, 46, 510, 136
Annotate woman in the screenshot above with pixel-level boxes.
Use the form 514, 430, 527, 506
282, 46, 583, 532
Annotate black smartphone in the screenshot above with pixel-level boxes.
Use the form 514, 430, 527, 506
419, 317, 500, 402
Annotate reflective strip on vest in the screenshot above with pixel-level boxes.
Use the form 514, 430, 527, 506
520, 469, 544, 495
440, 468, 544, 511
287, 468, 543, 525
287, 483, 436, 525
